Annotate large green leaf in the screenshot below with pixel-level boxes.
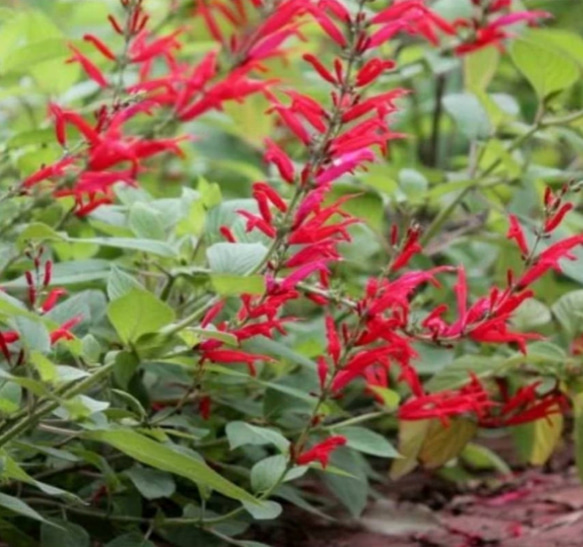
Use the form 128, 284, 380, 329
332, 426, 399, 458
226, 421, 289, 452
510, 38, 580, 99
107, 289, 175, 344
87, 429, 260, 505
0, 493, 49, 524
207, 242, 267, 275
443, 92, 491, 140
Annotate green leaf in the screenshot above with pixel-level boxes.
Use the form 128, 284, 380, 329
29, 352, 57, 383
3, 38, 68, 73
4, 260, 111, 287
69, 237, 177, 258
241, 499, 282, 521
187, 327, 237, 346
125, 467, 176, 500
367, 387, 400, 409
334, 426, 399, 458
210, 273, 266, 296
390, 420, 430, 480
418, 419, 477, 469
207, 242, 267, 275
322, 448, 368, 518
510, 298, 551, 331
226, 422, 289, 452
464, 46, 500, 91
87, 429, 260, 505
41, 519, 89, 547
107, 289, 175, 344
0, 493, 49, 524
106, 533, 156, 547
107, 266, 144, 301
573, 393, 583, 482
443, 92, 491, 140
128, 203, 166, 241
14, 317, 51, 353
510, 38, 580, 99
514, 411, 563, 466
552, 290, 583, 336
251, 455, 287, 493
425, 355, 506, 392
461, 443, 511, 474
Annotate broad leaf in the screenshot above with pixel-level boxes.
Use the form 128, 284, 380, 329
87, 429, 260, 505
226, 421, 289, 452
107, 289, 175, 344
511, 38, 579, 99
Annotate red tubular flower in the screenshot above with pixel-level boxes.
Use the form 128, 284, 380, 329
40, 289, 67, 313
83, 34, 117, 61
201, 348, 273, 376
317, 356, 328, 390
199, 396, 211, 420
67, 46, 109, 88
507, 215, 529, 256
518, 235, 583, 288
302, 54, 337, 85
544, 203, 573, 233
295, 436, 347, 468
50, 316, 82, 344
264, 139, 296, 184
325, 316, 341, 366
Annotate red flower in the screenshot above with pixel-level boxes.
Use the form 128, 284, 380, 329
507, 215, 529, 256
296, 436, 347, 468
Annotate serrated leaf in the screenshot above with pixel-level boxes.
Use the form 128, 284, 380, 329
107, 289, 175, 344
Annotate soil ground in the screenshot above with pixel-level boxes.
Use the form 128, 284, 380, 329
258, 441, 583, 547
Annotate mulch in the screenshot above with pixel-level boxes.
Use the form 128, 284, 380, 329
258, 441, 583, 547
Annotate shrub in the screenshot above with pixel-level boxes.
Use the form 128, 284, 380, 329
1, 0, 583, 544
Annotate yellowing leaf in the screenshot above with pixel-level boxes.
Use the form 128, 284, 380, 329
418, 419, 477, 469
389, 419, 430, 480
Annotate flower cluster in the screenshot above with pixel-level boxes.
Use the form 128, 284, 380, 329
454, 0, 551, 54
21, 0, 306, 215
10, 0, 578, 473
0, 250, 80, 365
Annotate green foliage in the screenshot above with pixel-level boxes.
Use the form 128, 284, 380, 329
0, 0, 583, 545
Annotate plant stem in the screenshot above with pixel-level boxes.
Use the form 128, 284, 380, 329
0, 362, 115, 448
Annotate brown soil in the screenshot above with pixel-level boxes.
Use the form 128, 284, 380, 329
258, 443, 583, 547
